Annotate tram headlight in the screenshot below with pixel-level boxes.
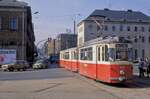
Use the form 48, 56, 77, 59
120, 70, 125, 75
119, 77, 126, 81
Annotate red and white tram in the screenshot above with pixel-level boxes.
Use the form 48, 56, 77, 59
60, 37, 133, 83
60, 47, 78, 72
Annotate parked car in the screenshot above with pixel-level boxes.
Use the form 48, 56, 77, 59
49, 55, 59, 64
2, 60, 29, 72
32, 60, 48, 69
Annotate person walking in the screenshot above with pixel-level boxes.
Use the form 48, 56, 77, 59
144, 58, 148, 77
138, 58, 145, 77
146, 58, 150, 78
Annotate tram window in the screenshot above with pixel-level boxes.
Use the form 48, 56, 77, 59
80, 47, 93, 61
80, 49, 84, 60
71, 52, 73, 59
105, 45, 109, 61
102, 46, 105, 61
88, 47, 93, 60
116, 44, 128, 61
108, 48, 115, 61
63, 54, 65, 59
74, 51, 78, 60
64, 52, 69, 59
97, 47, 101, 61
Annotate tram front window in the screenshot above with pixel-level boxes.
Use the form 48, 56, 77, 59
116, 51, 128, 61
116, 44, 128, 61
108, 48, 115, 61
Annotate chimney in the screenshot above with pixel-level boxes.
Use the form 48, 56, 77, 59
104, 8, 109, 11
127, 9, 132, 12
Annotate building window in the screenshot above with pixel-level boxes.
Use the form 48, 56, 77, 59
104, 25, 108, 31
0, 16, 2, 30
134, 49, 138, 60
141, 27, 145, 32
127, 26, 130, 31
120, 25, 123, 31
9, 41, 16, 45
112, 26, 116, 31
134, 26, 138, 32
142, 49, 145, 59
142, 36, 145, 43
9, 17, 18, 31
149, 37, 150, 43
127, 36, 130, 39
149, 27, 150, 32
88, 24, 93, 29
134, 36, 138, 43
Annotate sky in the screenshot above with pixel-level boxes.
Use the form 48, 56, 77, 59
20, 0, 150, 44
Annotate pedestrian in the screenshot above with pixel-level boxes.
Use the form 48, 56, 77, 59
144, 58, 148, 77
138, 58, 145, 77
146, 58, 150, 78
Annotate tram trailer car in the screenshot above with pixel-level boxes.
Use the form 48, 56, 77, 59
60, 37, 133, 83
60, 48, 78, 72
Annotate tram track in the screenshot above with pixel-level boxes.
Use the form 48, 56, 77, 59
73, 73, 150, 99
74, 74, 124, 99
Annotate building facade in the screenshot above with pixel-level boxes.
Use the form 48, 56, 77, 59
0, 0, 35, 63
77, 9, 150, 60
47, 38, 56, 56
55, 33, 77, 54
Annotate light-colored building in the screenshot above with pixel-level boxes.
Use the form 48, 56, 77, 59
77, 9, 150, 60
47, 38, 56, 56
55, 33, 77, 54
0, 0, 35, 63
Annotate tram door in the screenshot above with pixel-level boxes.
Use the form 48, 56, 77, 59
96, 45, 107, 62
96, 45, 109, 81
96, 46, 101, 62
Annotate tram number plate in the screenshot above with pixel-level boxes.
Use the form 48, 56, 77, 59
120, 66, 125, 69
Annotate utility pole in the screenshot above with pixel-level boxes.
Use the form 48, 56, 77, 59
74, 20, 76, 34
73, 14, 81, 34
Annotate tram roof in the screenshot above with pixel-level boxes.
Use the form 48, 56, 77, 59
83, 36, 132, 46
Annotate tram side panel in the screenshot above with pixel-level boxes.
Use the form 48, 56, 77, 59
59, 59, 65, 68
70, 48, 78, 72
96, 62, 133, 83
64, 60, 69, 70
71, 60, 78, 72
59, 53, 65, 68
110, 64, 133, 83
79, 61, 88, 76
79, 61, 97, 79
96, 63, 111, 83
67, 60, 72, 71
78, 46, 97, 79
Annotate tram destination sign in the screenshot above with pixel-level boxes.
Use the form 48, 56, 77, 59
116, 44, 128, 51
